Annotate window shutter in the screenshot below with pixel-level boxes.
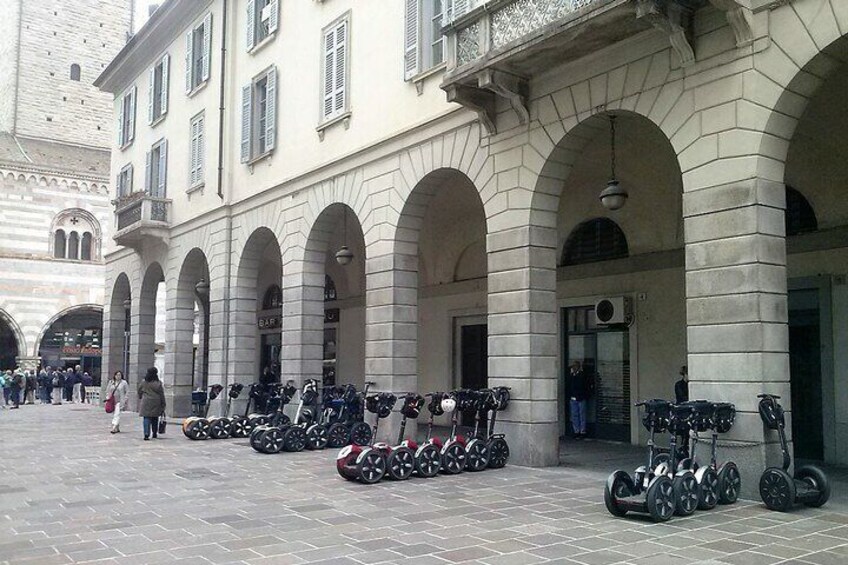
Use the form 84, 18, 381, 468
157, 140, 168, 197
160, 54, 170, 115
333, 20, 347, 114
267, 0, 279, 35
128, 86, 137, 143
147, 66, 155, 124
127, 164, 134, 194
246, 0, 256, 51
404, 0, 420, 80
144, 151, 152, 193
117, 95, 125, 146
185, 30, 193, 93
322, 28, 335, 120
196, 118, 204, 184
451, 0, 470, 20
265, 67, 277, 152
201, 13, 212, 82
189, 121, 196, 186
116, 172, 122, 197
241, 84, 252, 163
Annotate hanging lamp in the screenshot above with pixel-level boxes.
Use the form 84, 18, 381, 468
335, 207, 354, 266
599, 115, 629, 211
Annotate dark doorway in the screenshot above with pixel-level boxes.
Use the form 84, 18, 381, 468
457, 321, 488, 427
0, 316, 20, 370
788, 288, 823, 461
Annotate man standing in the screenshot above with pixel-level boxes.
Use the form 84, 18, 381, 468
72, 364, 83, 403
24, 370, 36, 404
39, 366, 51, 404
674, 365, 689, 404
567, 361, 593, 439
9, 370, 23, 409
52, 369, 65, 405
64, 368, 75, 402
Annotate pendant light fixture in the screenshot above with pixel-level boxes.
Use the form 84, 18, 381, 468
599, 114, 629, 211
335, 207, 354, 266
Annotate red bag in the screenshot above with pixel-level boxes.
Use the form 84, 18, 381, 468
104, 394, 115, 414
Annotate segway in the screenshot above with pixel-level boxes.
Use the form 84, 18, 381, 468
336, 392, 396, 484
440, 390, 470, 474
379, 393, 424, 480
486, 386, 511, 469
304, 385, 341, 450
711, 402, 741, 504
231, 383, 256, 438
413, 393, 446, 478
208, 383, 244, 439
655, 403, 701, 516
604, 399, 678, 522
675, 400, 720, 510
247, 382, 283, 428
463, 389, 491, 472
333, 382, 374, 448
758, 393, 830, 511
182, 384, 223, 440
249, 384, 296, 453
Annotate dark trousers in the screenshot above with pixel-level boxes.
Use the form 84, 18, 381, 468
9, 385, 20, 407
41, 386, 52, 403
2, 387, 9, 404
143, 417, 160, 438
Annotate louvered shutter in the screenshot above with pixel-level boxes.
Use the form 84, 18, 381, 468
202, 13, 212, 82
451, 0, 469, 20
185, 30, 193, 93
144, 151, 152, 193
127, 164, 134, 194
246, 0, 256, 51
241, 84, 252, 163
333, 20, 347, 115
147, 66, 155, 124
404, 0, 420, 80
267, 0, 279, 35
157, 141, 168, 197
160, 54, 170, 115
196, 118, 204, 184
189, 121, 196, 186
127, 86, 136, 143
116, 172, 122, 196
117, 95, 125, 146
265, 67, 277, 152
322, 27, 335, 120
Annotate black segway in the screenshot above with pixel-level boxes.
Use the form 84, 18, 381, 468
605, 400, 677, 522
656, 403, 701, 516
209, 383, 244, 439
249, 384, 296, 453
412, 393, 446, 478
675, 400, 720, 510
758, 393, 830, 511
486, 386, 511, 468
463, 389, 490, 472
182, 384, 223, 440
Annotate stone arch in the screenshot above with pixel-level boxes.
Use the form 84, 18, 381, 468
50, 208, 102, 260
0, 308, 26, 366
34, 304, 103, 359
105, 273, 132, 380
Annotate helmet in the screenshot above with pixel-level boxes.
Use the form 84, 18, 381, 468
440, 397, 457, 414
493, 387, 511, 411
427, 392, 445, 416
342, 384, 357, 405
365, 392, 396, 418
228, 383, 244, 398
400, 393, 425, 419
208, 384, 224, 401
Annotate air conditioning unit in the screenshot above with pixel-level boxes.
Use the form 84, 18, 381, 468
594, 296, 630, 325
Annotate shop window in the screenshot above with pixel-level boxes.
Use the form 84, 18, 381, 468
562, 218, 629, 266
262, 284, 282, 310
785, 186, 817, 236
324, 275, 337, 302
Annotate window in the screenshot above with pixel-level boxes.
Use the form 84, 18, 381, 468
241, 67, 277, 163
324, 275, 337, 302
145, 139, 168, 198
116, 164, 133, 198
246, 0, 279, 51
404, 0, 467, 79
263, 285, 282, 310
70, 63, 81, 81
51, 210, 100, 262
148, 54, 170, 124
117, 86, 136, 148
54, 230, 66, 258
321, 15, 349, 122
185, 14, 212, 94
785, 186, 818, 236
561, 218, 629, 266
68, 232, 80, 260
81, 233, 93, 261
189, 112, 205, 188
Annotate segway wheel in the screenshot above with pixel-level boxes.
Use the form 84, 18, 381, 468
306, 424, 329, 450
646, 476, 675, 522
191, 419, 211, 440
349, 422, 372, 446
250, 425, 268, 451
465, 440, 489, 472
673, 471, 699, 516
415, 444, 441, 478
259, 428, 285, 454
357, 451, 386, 484
283, 427, 307, 452
230, 417, 247, 438
182, 418, 196, 438
250, 415, 270, 427
209, 418, 231, 439
278, 414, 291, 427
487, 437, 509, 469
760, 467, 796, 511
697, 467, 719, 510
327, 422, 350, 448
795, 465, 830, 508
386, 447, 415, 481
604, 470, 634, 517
441, 443, 467, 475
718, 462, 741, 505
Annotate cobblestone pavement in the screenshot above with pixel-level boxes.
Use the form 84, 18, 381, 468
1, 404, 847, 565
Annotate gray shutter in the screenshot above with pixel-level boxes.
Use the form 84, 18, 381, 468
117, 95, 125, 146
241, 84, 252, 163
322, 28, 335, 119
160, 54, 170, 115
127, 164, 134, 194
148, 66, 155, 124
128, 86, 136, 142
265, 67, 277, 152
267, 0, 279, 35
404, 0, 420, 80
246, 0, 256, 51
202, 13, 212, 82
334, 21, 347, 114
144, 151, 152, 193
185, 30, 193, 93
452, 0, 469, 19
196, 117, 204, 183
157, 140, 168, 197
116, 172, 122, 197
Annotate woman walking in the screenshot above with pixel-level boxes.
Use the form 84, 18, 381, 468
106, 371, 129, 433
138, 367, 166, 440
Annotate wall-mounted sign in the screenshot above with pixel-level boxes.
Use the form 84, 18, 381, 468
258, 315, 281, 330
61, 346, 102, 356
324, 308, 339, 324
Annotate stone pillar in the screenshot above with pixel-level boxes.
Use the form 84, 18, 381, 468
100, 299, 124, 397
164, 280, 196, 418
684, 176, 789, 498
129, 296, 156, 410
487, 224, 559, 467
364, 244, 419, 442
280, 259, 324, 390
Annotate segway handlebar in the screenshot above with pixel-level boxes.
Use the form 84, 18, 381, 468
757, 393, 781, 399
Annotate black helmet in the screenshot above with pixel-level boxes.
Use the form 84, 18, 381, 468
228, 383, 244, 398
400, 393, 425, 419
427, 392, 446, 416
208, 384, 224, 401
492, 387, 511, 411
365, 392, 397, 418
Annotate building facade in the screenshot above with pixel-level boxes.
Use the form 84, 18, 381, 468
0, 0, 132, 375
96, 0, 848, 493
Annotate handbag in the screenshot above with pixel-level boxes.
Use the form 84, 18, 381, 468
104, 393, 115, 414
158, 415, 167, 434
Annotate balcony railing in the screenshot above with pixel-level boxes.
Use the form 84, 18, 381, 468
113, 192, 171, 248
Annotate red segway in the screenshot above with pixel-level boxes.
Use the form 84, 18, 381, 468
336, 392, 396, 484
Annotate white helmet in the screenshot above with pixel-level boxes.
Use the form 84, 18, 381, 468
440, 397, 457, 413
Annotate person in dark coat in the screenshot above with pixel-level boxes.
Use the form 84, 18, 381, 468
674, 365, 689, 404
64, 368, 75, 402
567, 361, 593, 439
137, 367, 166, 440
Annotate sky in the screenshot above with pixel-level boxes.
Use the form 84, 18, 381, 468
132, 0, 160, 34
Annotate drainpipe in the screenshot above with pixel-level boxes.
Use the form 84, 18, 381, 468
217, 0, 228, 201
218, 0, 232, 399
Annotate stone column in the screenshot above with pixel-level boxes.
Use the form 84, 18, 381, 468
280, 260, 324, 390
164, 280, 197, 417
364, 244, 419, 442
128, 296, 156, 410
684, 176, 789, 498
487, 224, 559, 467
